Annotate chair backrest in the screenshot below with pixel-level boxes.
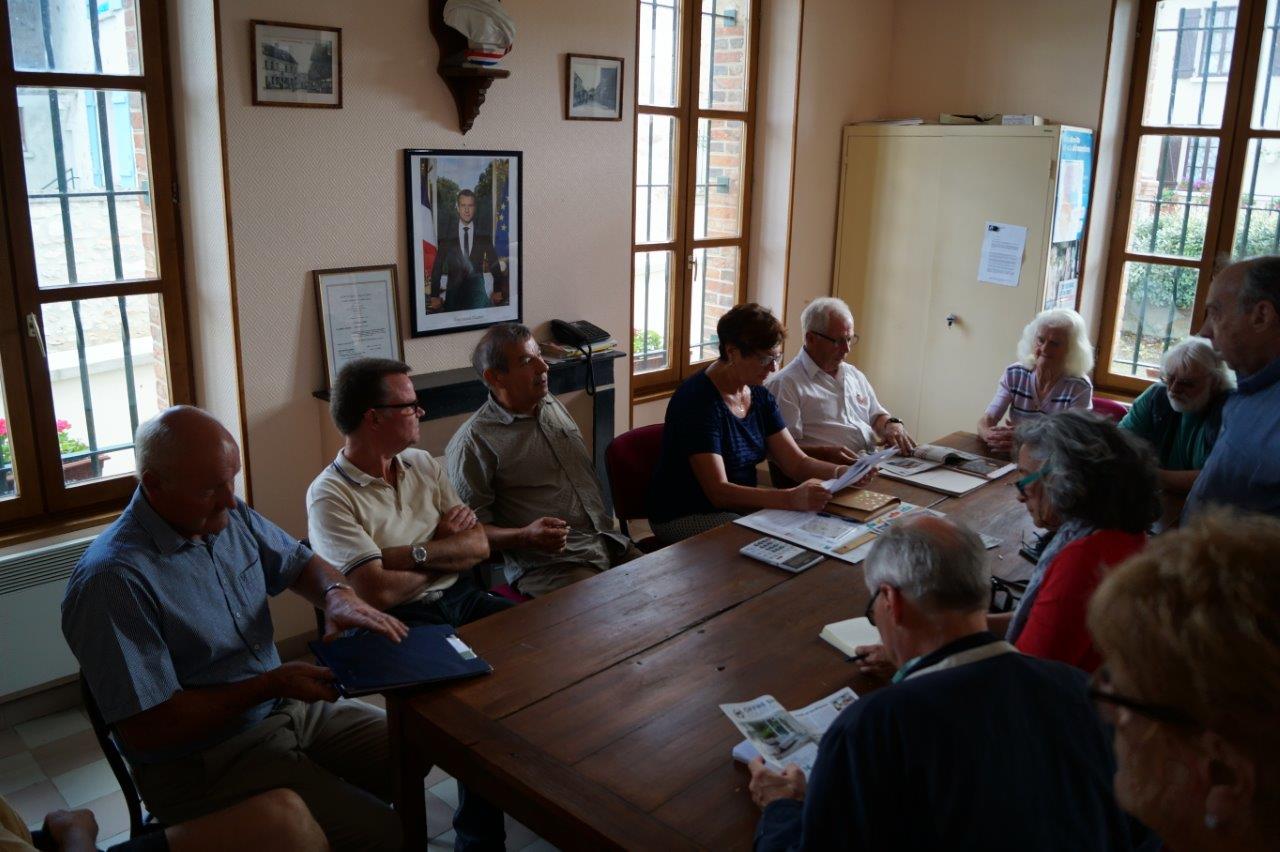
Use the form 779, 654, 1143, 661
79, 673, 153, 838
1091, 396, 1130, 423
605, 424, 665, 523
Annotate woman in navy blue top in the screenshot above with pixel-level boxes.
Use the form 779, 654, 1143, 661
647, 304, 861, 544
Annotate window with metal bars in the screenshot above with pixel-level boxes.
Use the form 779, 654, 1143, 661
1098, 0, 1280, 392
0, 0, 192, 530
630, 0, 758, 397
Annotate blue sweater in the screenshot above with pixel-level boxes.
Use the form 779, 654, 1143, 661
754, 633, 1156, 852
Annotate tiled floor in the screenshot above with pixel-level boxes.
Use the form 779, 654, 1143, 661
0, 698, 554, 850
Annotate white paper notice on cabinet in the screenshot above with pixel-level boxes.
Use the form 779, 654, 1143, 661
977, 222, 1027, 287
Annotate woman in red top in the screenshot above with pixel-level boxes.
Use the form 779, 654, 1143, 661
995, 410, 1159, 671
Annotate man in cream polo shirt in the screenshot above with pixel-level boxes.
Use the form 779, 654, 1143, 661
306, 357, 512, 628
765, 297, 916, 463
306, 357, 510, 851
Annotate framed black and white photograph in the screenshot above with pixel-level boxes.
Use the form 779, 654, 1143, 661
565, 54, 624, 121
404, 149, 522, 337
252, 20, 342, 108
314, 265, 402, 388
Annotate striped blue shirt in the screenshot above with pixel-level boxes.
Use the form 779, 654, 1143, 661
984, 362, 1092, 425
61, 487, 312, 764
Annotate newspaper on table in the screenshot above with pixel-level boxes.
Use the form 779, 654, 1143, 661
721, 687, 859, 777
734, 503, 943, 564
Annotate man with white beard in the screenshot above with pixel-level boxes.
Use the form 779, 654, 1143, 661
1119, 336, 1233, 503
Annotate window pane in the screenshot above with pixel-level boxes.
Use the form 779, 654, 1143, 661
1127, 135, 1216, 259
1108, 261, 1198, 379
19, 88, 158, 288
639, 0, 681, 108
1141, 1, 1237, 129
698, 0, 750, 111
693, 118, 745, 239
689, 246, 739, 363
0, 353, 16, 500
1232, 139, 1280, 256
633, 251, 673, 373
636, 115, 677, 244
9, 0, 142, 75
41, 295, 171, 486
1252, 0, 1280, 128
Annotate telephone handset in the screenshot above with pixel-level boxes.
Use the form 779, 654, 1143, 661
551, 319, 610, 347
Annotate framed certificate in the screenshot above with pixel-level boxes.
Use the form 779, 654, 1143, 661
314, 264, 403, 388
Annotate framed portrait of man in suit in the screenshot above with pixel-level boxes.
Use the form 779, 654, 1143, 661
404, 148, 522, 337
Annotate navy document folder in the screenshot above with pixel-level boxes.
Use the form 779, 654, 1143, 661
308, 623, 493, 697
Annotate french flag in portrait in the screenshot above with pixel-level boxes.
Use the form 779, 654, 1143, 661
419, 161, 437, 285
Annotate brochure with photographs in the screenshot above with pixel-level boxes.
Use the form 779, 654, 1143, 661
879, 444, 1015, 480
721, 688, 858, 777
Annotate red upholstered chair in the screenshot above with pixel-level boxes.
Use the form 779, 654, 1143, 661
605, 424, 665, 553
1091, 396, 1130, 423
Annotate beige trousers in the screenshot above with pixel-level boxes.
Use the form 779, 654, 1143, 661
133, 698, 400, 852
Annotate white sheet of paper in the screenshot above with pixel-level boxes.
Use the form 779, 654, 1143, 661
978, 221, 1027, 287
821, 448, 898, 492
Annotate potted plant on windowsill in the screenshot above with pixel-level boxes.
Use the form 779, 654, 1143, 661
0, 418, 106, 490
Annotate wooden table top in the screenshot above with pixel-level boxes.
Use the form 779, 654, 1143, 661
392, 431, 1041, 850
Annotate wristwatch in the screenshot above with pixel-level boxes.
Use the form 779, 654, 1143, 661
411, 543, 429, 569
887, 417, 904, 425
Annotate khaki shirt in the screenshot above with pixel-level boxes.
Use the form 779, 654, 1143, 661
0, 796, 34, 852
445, 394, 628, 585
306, 448, 460, 596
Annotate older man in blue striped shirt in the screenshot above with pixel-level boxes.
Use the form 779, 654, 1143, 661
61, 406, 408, 852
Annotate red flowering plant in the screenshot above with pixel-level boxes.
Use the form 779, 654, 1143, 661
0, 418, 89, 465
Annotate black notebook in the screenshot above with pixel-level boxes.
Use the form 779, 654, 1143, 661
308, 624, 492, 698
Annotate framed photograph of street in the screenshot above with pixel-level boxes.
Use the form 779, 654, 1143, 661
565, 54, 624, 121
404, 149, 522, 337
313, 264, 403, 389
252, 20, 342, 108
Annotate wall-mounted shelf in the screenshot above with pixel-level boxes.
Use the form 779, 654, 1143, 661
428, 0, 510, 134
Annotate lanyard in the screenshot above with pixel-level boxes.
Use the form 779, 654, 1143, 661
892, 640, 1018, 684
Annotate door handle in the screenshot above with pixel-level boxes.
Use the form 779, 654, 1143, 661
945, 313, 958, 328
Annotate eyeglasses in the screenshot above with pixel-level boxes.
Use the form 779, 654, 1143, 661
753, 351, 783, 367
810, 330, 860, 347
1087, 667, 1198, 727
1162, 374, 1204, 394
864, 586, 882, 626
369, 400, 424, 416
1014, 465, 1049, 497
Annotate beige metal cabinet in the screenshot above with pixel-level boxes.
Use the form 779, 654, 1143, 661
833, 124, 1088, 441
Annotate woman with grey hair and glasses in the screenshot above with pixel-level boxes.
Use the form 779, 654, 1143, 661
992, 410, 1160, 672
1119, 336, 1234, 520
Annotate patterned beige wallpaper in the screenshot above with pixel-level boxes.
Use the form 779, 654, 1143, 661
218, 0, 635, 537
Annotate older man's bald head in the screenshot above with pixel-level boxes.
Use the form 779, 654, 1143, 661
864, 515, 990, 614
135, 405, 236, 482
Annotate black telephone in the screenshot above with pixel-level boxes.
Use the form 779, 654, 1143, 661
551, 319, 611, 347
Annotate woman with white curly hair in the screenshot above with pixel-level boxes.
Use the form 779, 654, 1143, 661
978, 308, 1094, 453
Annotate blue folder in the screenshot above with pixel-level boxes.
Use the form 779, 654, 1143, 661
308, 623, 493, 697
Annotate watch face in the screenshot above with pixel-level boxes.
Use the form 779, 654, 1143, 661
412, 545, 427, 563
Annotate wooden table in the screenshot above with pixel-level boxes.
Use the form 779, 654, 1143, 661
388, 431, 1041, 850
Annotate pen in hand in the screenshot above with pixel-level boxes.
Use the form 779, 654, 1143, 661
845, 652, 869, 664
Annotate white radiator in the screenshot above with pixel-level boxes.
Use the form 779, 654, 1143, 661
0, 536, 94, 699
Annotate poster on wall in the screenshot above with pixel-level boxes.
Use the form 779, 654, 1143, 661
1051, 127, 1093, 244
404, 149, 522, 337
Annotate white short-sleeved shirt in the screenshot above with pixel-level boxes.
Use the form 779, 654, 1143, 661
306, 448, 460, 595
764, 347, 889, 452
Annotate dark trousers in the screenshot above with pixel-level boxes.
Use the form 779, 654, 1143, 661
387, 574, 513, 851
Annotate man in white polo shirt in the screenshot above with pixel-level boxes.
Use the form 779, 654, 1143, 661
765, 297, 916, 463
306, 356, 509, 851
